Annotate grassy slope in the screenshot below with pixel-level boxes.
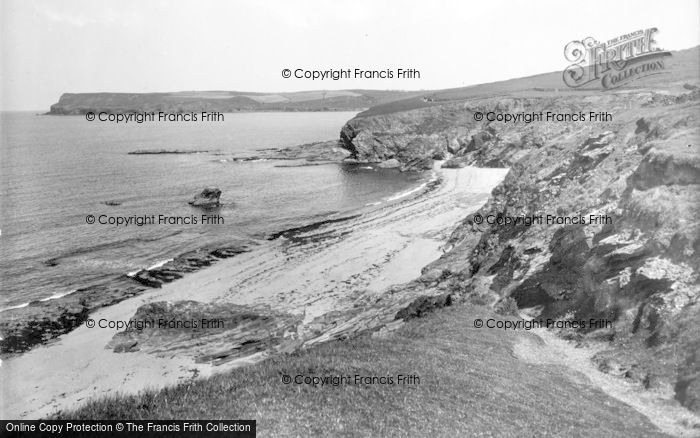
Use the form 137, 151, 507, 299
359, 46, 699, 117
53, 47, 700, 436
49, 46, 698, 115
56, 303, 667, 437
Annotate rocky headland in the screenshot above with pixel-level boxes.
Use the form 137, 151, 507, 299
337, 86, 700, 414
7, 47, 698, 426
47, 90, 423, 115
127, 149, 214, 155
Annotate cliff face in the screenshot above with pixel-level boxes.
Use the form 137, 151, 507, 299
47, 90, 420, 114
341, 88, 700, 412
340, 106, 468, 162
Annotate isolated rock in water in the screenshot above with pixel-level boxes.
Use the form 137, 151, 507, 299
189, 187, 221, 207
378, 158, 400, 168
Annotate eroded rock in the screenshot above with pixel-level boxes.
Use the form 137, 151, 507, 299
189, 187, 222, 207
107, 300, 301, 365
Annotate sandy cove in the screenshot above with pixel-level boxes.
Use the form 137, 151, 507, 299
1, 164, 509, 419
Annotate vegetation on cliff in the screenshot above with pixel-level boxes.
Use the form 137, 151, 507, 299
51, 46, 700, 433
340, 84, 700, 414
55, 303, 669, 437
47, 90, 422, 114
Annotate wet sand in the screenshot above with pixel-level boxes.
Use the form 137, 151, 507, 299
1, 164, 509, 419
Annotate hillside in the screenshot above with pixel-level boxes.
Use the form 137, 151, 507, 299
338, 45, 700, 416
357, 46, 700, 117
47, 46, 697, 116
55, 302, 675, 436
41, 46, 700, 435
47, 89, 425, 114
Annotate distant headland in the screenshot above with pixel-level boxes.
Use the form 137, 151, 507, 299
47, 89, 424, 115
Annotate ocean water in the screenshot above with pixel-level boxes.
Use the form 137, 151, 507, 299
0, 112, 425, 309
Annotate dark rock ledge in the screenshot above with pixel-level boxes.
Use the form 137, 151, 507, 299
0, 243, 252, 356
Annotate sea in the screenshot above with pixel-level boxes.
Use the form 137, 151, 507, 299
0, 111, 426, 310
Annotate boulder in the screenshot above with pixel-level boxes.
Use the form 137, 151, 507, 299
447, 138, 462, 154
189, 187, 221, 207
378, 158, 401, 168
395, 293, 452, 320
442, 158, 468, 168
467, 127, 497, 152
432, 149, 447, 160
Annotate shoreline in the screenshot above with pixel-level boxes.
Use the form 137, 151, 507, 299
0, 242, 253, 355
0, 139, 401, 355
0, 209, 384, 353
1, 164, 509, 419
0, 168, 429, 355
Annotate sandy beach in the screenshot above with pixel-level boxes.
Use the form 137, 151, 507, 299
1, 164, 509, 419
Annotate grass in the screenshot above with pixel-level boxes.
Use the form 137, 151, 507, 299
55, 303, 667, 437
359, 46, 699, 118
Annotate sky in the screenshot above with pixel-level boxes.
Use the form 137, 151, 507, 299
1, 0, 699, 110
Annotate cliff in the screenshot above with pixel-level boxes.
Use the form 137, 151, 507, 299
340, 77, 700, 411
48, 89, 422, 114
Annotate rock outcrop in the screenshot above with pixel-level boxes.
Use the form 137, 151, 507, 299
400, 156, 434, 171
189, 187, 222, 208
107, 300, 301, 365
130, 245, 249, 288
377, 158, 401, 168
231, 140, 349, 163
341, 88, 700, 413
340, 107, 464, 165
0, 242, 251, 355
128, 149, 212, 155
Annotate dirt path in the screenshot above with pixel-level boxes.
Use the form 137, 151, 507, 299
514, 328, 700, 437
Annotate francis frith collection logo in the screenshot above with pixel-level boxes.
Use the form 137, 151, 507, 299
563, 28, 671, 89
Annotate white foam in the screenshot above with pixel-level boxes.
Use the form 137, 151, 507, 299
39, 291, 75, 302
386, 182, 427, 202
383, 170, 438, 203
1, 289, 78, 312
1, 302, 30, 311
127, 258, 173, 277
146, 258, 173, 271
